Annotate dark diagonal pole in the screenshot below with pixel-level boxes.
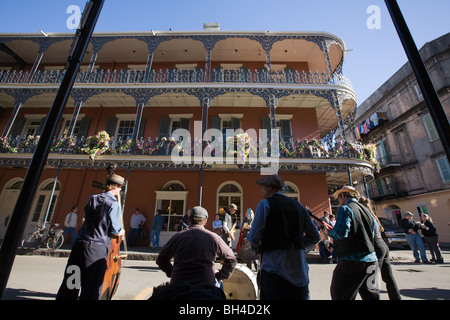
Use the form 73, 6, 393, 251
0, 0, 104, 298
385, 0, 450, 160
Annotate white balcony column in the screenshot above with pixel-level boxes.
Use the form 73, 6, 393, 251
2, 101, 22, 137
143, 50, 154, 83
268, 95, 278, 130
86, 51, 98, 74
66, 100, 84, 138
131, 102, 145, 142
205, 49, 212, 83
26, 49, 44, 83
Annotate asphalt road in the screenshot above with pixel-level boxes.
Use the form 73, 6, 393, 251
3, 248, 450, 301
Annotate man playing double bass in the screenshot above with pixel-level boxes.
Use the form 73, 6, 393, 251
56, 169, 125, 300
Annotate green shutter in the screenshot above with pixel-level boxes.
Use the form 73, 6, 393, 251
9, 117, 25, 137
158, 117, 171, 138
180, 118, 190, 130
211, 117, 221, 131
105, 117, 118, 137
231, 117, 241, 130
138, 118, 146, 139
280, 119, 292, 142
77, 117, 90, 138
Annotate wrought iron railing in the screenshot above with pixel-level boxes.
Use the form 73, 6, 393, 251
0, 133, 376, 169
0, 68, 353, 89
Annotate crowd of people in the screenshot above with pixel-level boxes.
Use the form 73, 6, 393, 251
56, 170, 445, 300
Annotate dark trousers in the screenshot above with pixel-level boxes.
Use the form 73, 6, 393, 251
375, 240, 401, 300
330, 260, 380, 300
260, 270, 309, 300
56, 240, 108, 300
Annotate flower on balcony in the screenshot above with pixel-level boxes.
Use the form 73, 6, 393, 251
20, 135, 40, 149
0, 137, 17, 153
51, 135, 76, 152
81, 130, 110, 161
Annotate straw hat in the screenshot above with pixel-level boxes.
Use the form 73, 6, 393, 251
332, 186, 360, 200
106, 173, 125, 186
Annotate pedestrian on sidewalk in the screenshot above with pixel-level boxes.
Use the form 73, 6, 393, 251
420, 213, 444, 264
62, 206, 78, 246
128, 208, 146, 247
400, 211, 430, 264
248, 174, 320, 300
359, 197, 401, 300
329, 186, 380, 300
150, 209, 165, 249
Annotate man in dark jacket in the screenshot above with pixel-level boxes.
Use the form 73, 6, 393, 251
329, 186, 379, 300
248, 174, 320, 300
400, 211, 429, 263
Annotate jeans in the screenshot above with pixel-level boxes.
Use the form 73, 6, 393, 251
128, 228, 139, 246
405, 233, 428, 262
260, 270, 309, 300
150, 229, 161, 247
62, 227, 76, 246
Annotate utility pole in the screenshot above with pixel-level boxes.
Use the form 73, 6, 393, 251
385, 0, 450, 160
0, 0, 105, 298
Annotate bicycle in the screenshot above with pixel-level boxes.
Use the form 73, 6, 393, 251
21, 218, 64, 250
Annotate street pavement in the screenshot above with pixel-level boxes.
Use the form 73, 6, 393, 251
4, 245, 450, 301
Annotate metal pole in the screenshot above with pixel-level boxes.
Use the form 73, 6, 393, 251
385, 0, 450, 160
0, 0, 104, 299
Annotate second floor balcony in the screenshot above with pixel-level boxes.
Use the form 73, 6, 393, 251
0, 131, 376, 187
0, 68, 353, 90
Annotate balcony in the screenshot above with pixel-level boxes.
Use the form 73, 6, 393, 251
0, 68, 353, 89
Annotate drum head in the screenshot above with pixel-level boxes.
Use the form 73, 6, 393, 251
222, 264, 258, 300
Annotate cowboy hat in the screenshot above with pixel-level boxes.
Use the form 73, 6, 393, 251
332, 186, 360, 200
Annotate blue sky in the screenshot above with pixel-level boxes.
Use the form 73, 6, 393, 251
0, 0, 448, 104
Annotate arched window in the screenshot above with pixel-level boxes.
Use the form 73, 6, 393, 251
217, 181, 242, 226
282, 181, 300, 201
155, 181, 188, 232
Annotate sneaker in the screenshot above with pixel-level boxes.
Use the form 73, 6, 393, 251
414, 259, 421, 263
422, 260, 432, 264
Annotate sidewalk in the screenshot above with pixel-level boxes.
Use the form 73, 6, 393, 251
17, 245, 417, 263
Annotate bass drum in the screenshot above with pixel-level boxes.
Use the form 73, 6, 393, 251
222, 264, 259, 300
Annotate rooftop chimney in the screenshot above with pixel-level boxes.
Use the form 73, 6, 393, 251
203, 23, 220, 31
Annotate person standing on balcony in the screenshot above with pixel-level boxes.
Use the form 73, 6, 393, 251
400, 212, 430, 264
248, 175, 320, 300
329, 186, 380, 300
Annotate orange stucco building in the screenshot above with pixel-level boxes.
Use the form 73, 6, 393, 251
0, 27, 376, 247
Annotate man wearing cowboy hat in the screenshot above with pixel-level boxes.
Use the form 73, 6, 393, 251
56, 172, 126, 300
328, 185, 380, 300
248, 174, 320, 300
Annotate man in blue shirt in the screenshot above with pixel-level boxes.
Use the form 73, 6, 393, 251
56, 172, 125, 300
329, 186, 380, 300
248, 175, 320, 300
150, 209, 165, 249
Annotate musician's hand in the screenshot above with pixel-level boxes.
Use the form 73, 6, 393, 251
117, 229, 125, 236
